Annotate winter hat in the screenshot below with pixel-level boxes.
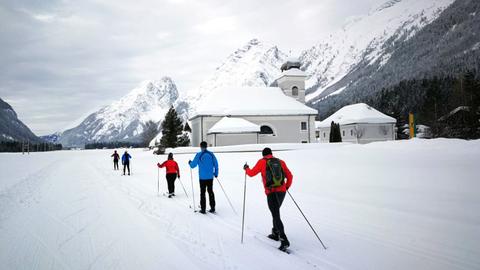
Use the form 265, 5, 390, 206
262, 147, 272, 156
200, 141, 208, 149
168, 153, 173, 160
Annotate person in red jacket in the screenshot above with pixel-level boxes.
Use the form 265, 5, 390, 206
157, 153, 180, 198
243, 147, 293, 252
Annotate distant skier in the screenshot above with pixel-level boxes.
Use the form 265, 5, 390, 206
157, 153, 181, 198
111, 150, 120, 170
243, 147, 293, 252
189, 141, 218, 214
122, 150, 132, 176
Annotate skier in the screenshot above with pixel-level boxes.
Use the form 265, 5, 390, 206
243, 147, 293, 252
122, 150, 132, 176
189, 141, 218, 214
111, 150, 120, 170
157, 153, 181, 198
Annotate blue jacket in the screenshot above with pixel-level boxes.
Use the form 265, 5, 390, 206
189, 150, 218, 180
122, 153, 132, 163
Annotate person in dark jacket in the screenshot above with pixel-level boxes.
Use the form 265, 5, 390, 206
111, 150, 120, 170
244, 147, 293, 251
189, 141, 218, 214
157, 153, 181, 198
122, 150, 132, 176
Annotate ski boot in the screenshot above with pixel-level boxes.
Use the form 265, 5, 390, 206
267, 229, 280, 241
278, 236, 290, 252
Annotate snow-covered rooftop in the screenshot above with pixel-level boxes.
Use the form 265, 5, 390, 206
318, 103, 396, 128
208, 117, 260, 134
279, 68, 306, 77
191, 87, 317, 118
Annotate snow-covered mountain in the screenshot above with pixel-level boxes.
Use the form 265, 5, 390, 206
0, 97, 42, 143
40, 132, 61, 144
302, 0, 455, 102
59, 77, 186, 147
304, 0, 480, 118
186, 39, 288, 114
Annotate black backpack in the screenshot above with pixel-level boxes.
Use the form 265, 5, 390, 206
265, 158, 285, 188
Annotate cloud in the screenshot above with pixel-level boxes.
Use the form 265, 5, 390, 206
0, 0, 379, 135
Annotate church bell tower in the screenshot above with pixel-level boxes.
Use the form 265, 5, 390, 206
277, 57, 307, 103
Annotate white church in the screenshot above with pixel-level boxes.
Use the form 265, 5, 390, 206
189, 58, 318, 147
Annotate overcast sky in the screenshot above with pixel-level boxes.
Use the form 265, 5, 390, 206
0, 0, 381, 135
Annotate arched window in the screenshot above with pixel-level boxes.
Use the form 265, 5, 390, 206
260, 125, 274, 135
292, 86, 299, 96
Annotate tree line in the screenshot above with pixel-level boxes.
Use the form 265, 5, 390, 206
0, 141, 63, 152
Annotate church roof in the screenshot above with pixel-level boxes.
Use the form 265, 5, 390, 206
208, 117, 260, 134
318, 103, 396, 128
190, 87, 317, 119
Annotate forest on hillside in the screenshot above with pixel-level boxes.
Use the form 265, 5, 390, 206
366, 70, 480, 139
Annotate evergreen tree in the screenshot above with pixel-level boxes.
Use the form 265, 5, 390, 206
177, 133, 190, 147
184, 122, 191, 132
160, 106, 186, 148
329, 121, 342, 143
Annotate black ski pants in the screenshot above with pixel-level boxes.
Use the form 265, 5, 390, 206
123, 161, 130, 175
114, 160, 119, 170
267, 192, 287, 240
199, 179, 215, 211
166, 173, 177, 194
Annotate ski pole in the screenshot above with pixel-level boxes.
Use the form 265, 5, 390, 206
241, 171, 247, 244
177, 176, 189, 198
287, 190, 327, 250
157, 167, 160, 196
215, 177, 237, 215
190, 168, 196, 212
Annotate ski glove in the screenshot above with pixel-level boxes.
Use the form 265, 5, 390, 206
188, 160, 191, 165
243, 163, 249, 170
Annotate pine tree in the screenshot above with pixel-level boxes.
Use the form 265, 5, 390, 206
160, 106, 187, 148
329, 121, 342, 143
184, 122, 191, 132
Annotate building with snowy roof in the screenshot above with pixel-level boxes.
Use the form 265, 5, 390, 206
189, 59, 317, 146
317, 103, 396, 144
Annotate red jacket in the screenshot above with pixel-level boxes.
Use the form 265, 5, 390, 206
158, 160, 180, 177
245, 154, 293, 195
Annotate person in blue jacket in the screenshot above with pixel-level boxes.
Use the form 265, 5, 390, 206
189, 141, 218, 214
122, 150, 132, 176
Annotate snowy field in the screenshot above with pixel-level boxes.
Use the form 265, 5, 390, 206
1, 139, 479, 270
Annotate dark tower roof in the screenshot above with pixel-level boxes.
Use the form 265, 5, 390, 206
280, 57, 301, 71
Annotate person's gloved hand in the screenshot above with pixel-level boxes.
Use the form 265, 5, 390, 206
243, 163, 249, 170
188, 160, 191, 165
214, 174, 218, 178
157, 162, 160, 167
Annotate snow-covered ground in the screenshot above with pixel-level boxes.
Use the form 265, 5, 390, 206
1, 139, 479, 270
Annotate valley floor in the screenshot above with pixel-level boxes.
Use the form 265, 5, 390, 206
0, 139, 479, 270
